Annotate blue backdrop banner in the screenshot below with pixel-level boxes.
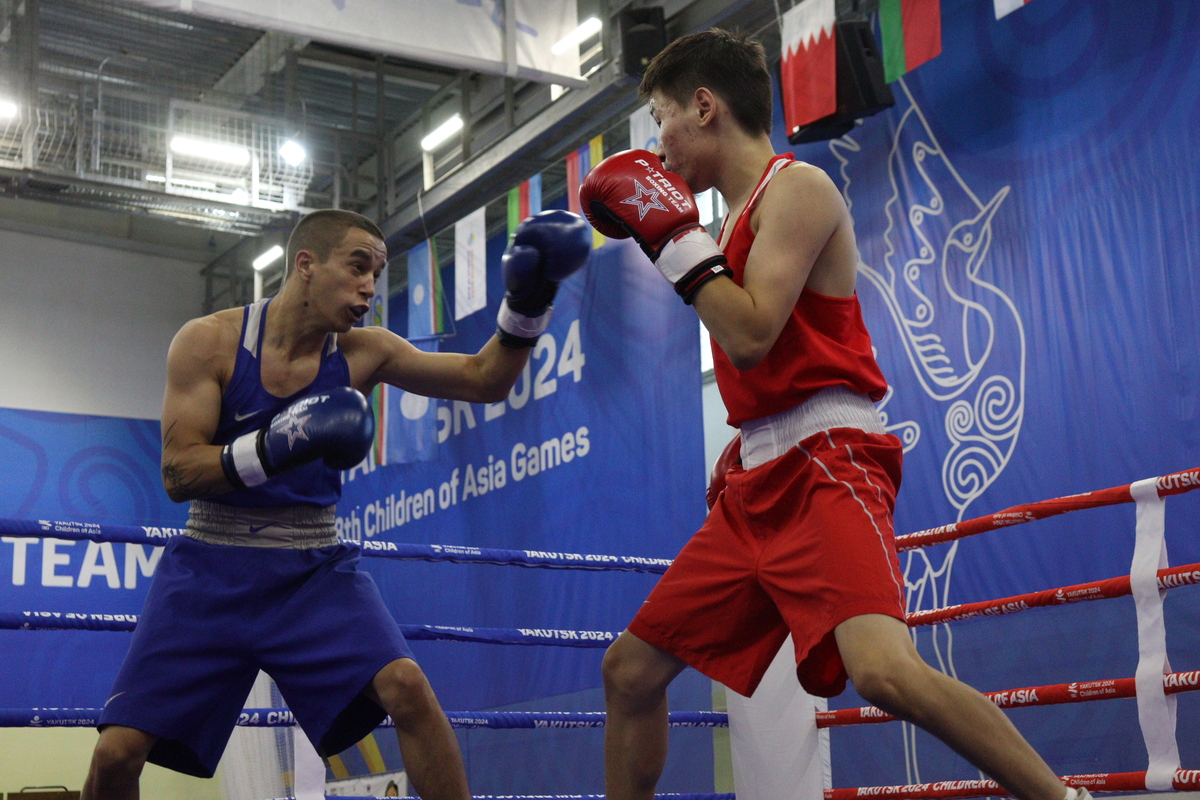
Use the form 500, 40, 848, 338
774, 0, 1200, 788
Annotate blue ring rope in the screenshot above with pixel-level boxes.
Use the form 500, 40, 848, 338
0, 708, 728, 729
0, 612, 621, 648
0, 518, 672, 574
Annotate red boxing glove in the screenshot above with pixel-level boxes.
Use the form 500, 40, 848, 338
706, 432, 742, 511
580, 149, 733, 304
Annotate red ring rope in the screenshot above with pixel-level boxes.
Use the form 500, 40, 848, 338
823, 769, 1200, 800
905, 563, 1200, 628
896, 467, 1200, 552
817, 670, 1200, 728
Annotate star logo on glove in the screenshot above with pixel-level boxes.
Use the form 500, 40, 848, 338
620, 179, 668, 221
279, 414, 312, 450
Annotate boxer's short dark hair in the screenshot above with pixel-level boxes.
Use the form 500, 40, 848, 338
639, 28, 773, 137
286, 209, 384, 277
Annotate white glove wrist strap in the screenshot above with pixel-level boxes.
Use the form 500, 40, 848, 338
656, 227, 723, 284
497, 298, 553, 340
230, 431, 270, 488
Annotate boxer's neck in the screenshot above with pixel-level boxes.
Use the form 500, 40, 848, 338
709, 133, 776, 214
264, 285, 334, 360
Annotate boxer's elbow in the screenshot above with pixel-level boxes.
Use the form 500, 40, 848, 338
721, 334, 775, 372
478, 384, 512, 404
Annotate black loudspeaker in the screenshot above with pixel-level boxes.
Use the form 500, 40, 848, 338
619, 7, 667, 79
786, 17, 894, 145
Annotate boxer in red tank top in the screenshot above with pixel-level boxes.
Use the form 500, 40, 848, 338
580, 29, 1077, 800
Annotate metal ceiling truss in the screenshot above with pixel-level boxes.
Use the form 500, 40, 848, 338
0, 0, 808, 312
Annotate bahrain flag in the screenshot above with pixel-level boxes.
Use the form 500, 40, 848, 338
779, 0, 837, 134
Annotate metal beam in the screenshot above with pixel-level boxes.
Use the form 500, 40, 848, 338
380, 59, 638, 252
378, 0, 766, 253
297, 48, 455, 92
210, 31, 309, 101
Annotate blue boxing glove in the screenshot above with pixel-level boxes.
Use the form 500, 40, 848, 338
496, 209, 591, 348
220, 387, 375, 490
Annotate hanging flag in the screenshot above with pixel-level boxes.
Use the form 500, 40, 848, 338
407, 239, 445, 339
566, 149, 582, 215
879, 0, 941, 83
779, 0, 837, 134
507, 174, 543, 243
993, 0, 1030, 19
588, 135, 605, 248
629, 104, 660, 154
455, 206, 487, 321
386, 339, 440, 465
566, 139, 606, 245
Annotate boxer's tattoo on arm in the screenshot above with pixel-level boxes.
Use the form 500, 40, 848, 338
161, 459, 194, 497
161, 420, 203, 501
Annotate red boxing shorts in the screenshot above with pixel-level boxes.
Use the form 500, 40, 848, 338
628, 428, 906, 698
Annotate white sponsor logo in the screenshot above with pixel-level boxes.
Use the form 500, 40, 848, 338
234, 410, 260, 421
1164, 671, 1200, 689
1156, 471, 1200, 492
990, 688, 1038, 707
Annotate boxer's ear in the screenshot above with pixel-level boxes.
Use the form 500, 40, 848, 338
292, 248, 317, 283
694, 87, 716, 127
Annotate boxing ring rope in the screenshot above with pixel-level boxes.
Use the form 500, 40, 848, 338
7, 554, 1197, 640
820, 771, 1200, 800
0, 613, 622, 648
2, 466, 1198, 797
824, 467, 1200, 798
0, 517, 672, 574
894, 467, 1200, 551
0, 708, 728, 730
819, 671, 1200, 727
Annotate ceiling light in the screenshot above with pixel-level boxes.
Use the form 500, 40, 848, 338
552, 17, 602, 56
0, 100, 19, 119
420, 115, 463, 152
230, 188, 250, 205
170, 135, 250, 166
279, 139, 307, 166
253, 245, 284, 271
145, 174, 166, 183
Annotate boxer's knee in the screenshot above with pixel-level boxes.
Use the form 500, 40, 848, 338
88, 726, 153, 786
845, 650, 934, 721
373, 658, 437, 724
602, 633, 680, 708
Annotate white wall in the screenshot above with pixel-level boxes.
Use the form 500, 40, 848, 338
0, 227, 205, 420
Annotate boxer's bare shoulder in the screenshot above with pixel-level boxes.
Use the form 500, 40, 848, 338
167, 308, 242, 391
751, 162, 858, 298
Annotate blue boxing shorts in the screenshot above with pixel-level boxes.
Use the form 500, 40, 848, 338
99, 534, 414, 778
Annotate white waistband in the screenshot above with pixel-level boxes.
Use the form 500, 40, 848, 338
739, 386, 885, 470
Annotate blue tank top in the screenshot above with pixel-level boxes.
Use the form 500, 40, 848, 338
210, 299, 352, 508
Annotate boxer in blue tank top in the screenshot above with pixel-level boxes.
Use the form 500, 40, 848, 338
83, 208, 592, 800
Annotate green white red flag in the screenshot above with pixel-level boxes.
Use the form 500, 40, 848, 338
880, 0, 941, 83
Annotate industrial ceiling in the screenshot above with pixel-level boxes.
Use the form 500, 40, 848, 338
0, 0, 796, 309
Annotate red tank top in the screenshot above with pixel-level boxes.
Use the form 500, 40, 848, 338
712, 154, 888, 427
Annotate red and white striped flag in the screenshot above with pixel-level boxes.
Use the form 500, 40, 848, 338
779, 0, 837, 134
994, 0, 1031, 19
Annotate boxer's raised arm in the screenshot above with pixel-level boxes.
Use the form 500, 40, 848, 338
160, 317, 234, 502
692, 164, 846, 371
352, 326, 529, 404
352, 210, 590, 403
